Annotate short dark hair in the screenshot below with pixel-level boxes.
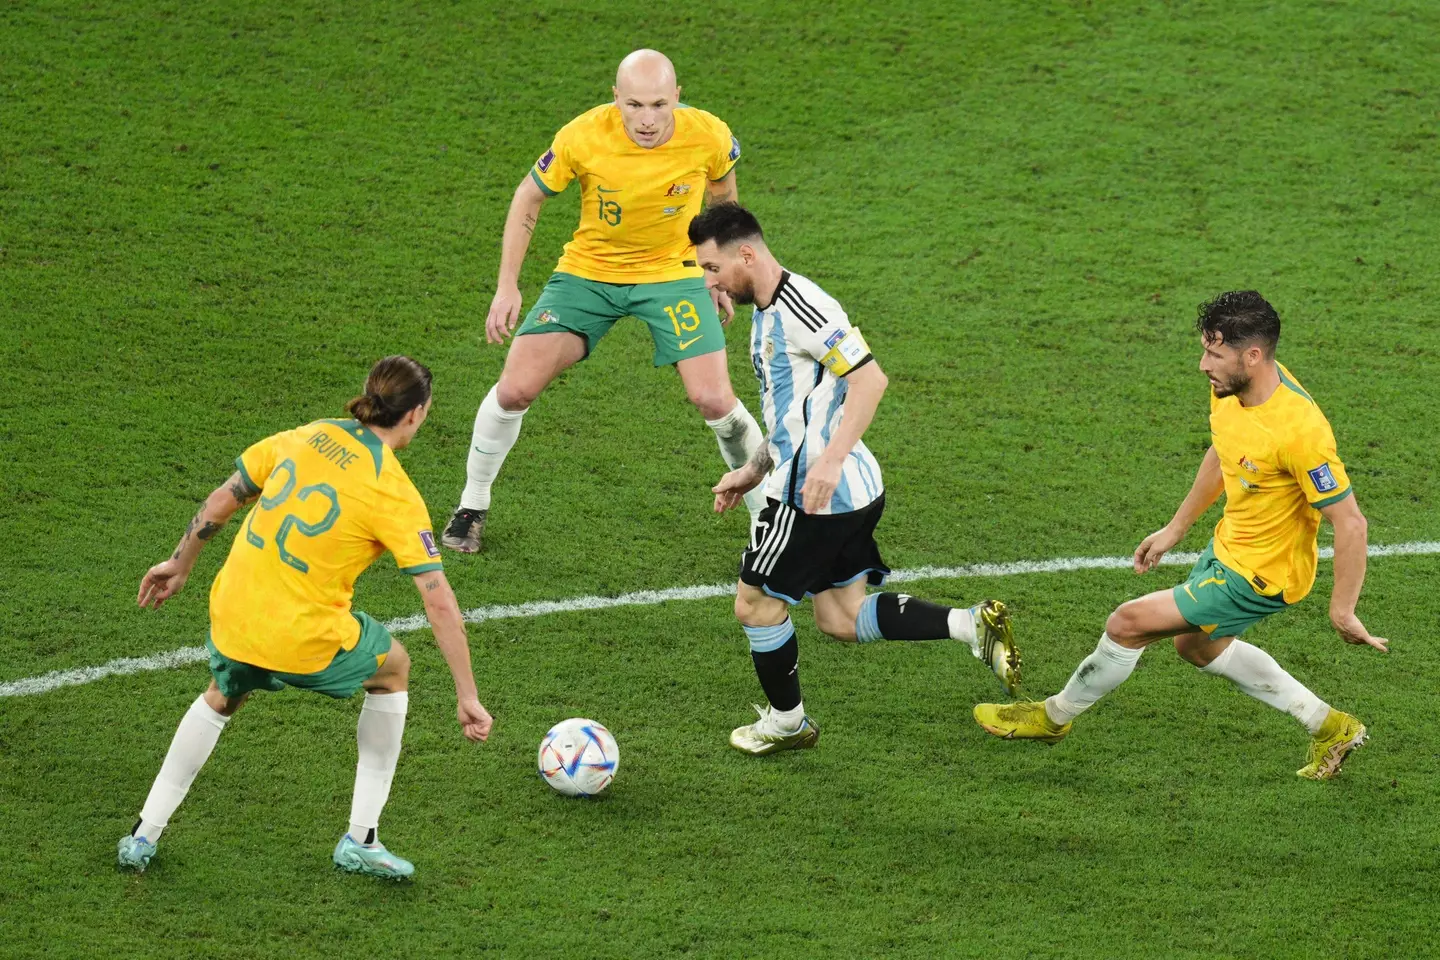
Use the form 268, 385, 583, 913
1195, 291, 1280, 355
687, 202, 764, 248
347, 355, 433, 427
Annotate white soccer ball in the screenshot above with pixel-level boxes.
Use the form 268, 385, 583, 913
538, 718, 619, 797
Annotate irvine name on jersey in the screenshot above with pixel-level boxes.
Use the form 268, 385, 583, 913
751, 271, 882, 516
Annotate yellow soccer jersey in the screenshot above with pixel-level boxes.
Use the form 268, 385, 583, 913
529, 103, 740, 284
209, 419, 443, 674
1209, 363, 1352, 604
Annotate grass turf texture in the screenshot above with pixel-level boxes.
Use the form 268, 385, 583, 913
1, 0, 1438, 957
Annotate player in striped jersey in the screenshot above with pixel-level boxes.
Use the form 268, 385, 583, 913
688, 203, 1022, 756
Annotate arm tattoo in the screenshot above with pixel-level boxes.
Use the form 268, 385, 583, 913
228, 477, 259, 506
521, 212, 537, 236
196, 521, 223, 541
422, 575, 443, 592
747, 443, 774, 475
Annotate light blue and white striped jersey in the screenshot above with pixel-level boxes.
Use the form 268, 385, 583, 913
749, 270, 884, 515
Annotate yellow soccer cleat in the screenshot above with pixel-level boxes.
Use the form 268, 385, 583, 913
971, 601, 1021, 695
973, 700, 1071, 744
1297, 709, 1367, 780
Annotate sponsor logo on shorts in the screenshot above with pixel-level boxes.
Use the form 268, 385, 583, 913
537, 149, 555, 172
419, 530, 439, 558
537, 309, 559, 325
678, 335, 704, 350
824, 329, 846, 350
664, 182, 692, 197
1307, 463, 1339, 493
728, 136, 741, 161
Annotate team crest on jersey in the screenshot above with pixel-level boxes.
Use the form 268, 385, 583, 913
763, 337, 776, 360
728, 135, 741, 161
664, 182, 692, 197
419, 530, 440, 558
1240, 455, 1260, 475
1307, 463, 1339, 493
537, 149, 555, 172
537, 309, 559, 325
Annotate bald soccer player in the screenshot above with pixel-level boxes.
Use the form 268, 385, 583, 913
444, 49, 766, 552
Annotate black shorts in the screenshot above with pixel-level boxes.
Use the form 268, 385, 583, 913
739, 495, 890, 604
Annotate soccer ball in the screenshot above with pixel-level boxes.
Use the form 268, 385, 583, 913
538, 718, 619, 797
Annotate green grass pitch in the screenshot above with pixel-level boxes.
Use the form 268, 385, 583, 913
2, 1, 1439, 957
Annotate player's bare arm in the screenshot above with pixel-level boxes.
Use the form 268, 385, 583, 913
1134, 445, 1225, 573
801, 360, 887, 514
485, 174, 550, 345
1320, 494, 1387, 652
414, 569, 495, 740
713, 443, 774, 513
138, 469, 260, 609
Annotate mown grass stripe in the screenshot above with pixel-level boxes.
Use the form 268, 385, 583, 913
3, 541, 1434, 699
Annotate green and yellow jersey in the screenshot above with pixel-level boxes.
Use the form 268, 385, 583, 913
530, 103, 740, 284
1209, 363, 1352, 604
210, 419, 441, 674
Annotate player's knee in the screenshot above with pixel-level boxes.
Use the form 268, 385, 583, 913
1104, 604, 1145, 645
203, 681, 247, 717
494, 376, 540, 412
816, 609, 858, 643
688, 384, 736, 421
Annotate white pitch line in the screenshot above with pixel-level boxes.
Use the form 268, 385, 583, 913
3, 541, 1436, 699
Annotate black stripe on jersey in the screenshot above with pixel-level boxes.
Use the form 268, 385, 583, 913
778, 288, 826, 333
759, 270, 792, 311
786, 364, 829, 505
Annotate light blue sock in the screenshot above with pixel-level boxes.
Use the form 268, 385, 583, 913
855, 594, 883, 643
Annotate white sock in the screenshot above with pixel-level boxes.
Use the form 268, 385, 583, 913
1201, 640, 1330, 734
705, 400, 767, 521
136, 695, 231, 843
460, 386, 527, 511
769, 702, 805, 733
948, 607, 980, 655
348, 691, 408, 846
1045, 633, 1143, 725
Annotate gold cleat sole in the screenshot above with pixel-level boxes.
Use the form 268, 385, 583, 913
977, 600, 1022, 695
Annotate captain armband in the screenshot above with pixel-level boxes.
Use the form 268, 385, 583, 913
820, 328, 873, 377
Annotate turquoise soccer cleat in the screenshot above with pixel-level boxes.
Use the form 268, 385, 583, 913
117, 833, 157, 872
332, 834, 415, 880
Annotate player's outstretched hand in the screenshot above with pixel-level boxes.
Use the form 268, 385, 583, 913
485, 286, 524, 344
457, 697, 494, 742
710, 286, 735, 326
1331, 611, 1389, 653
138, 559, 189, 609
1133, 525, 1183, 574
713, 465, 763, 513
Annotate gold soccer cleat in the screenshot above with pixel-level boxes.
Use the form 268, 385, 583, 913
729, 705, 820, 756
1297, 709, 1367, 780
973, 700, 1071, 744
971, 600, 1021, 695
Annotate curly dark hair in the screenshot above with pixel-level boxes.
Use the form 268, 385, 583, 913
687, 201, 764, 248
1195, 291, 1280, 354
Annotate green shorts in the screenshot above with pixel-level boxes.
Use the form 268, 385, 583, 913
206, 611, 393, 700
1172, 541, 1289, 638
515, 272, 725, 367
